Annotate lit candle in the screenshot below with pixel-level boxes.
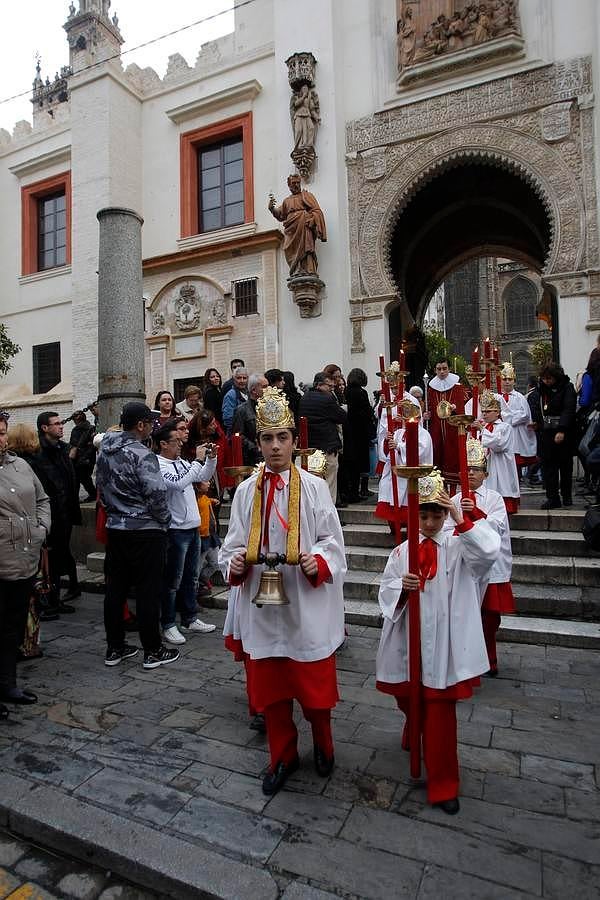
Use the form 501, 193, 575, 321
484, 337, 491, 359
472, 346, 480, 373
493, 346, 500, 365
379, 354, 385, 377
405, 416, 419, 468
232, 432, 243, 467
454, 356, 458, 373
399, 348, 406, 370
299, 416, 308, 450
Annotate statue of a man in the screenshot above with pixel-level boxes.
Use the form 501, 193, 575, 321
268, 174, 327, 277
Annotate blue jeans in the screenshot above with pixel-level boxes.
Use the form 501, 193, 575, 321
161, 529, 200, 629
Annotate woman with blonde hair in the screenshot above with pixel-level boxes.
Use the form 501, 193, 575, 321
7, 423, 40, 461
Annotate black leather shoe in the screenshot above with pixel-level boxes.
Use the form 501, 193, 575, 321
483, 667, 498, 678
62, 589, 81, 603
1, 689, 38, 705
249, 713, 266, 734
58, 603, 76, 614
434, 797, 460, 815
540, 499, 561, 510
314, 745, 335, 777
39, 608, 60, 622
262, 757, 299, 796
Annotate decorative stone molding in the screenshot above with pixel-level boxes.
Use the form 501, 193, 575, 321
287, 274, 324, 318
166, 79, 262, 124
350, 319, 365, 353
9, 146, 71, 178
541, 102, 573, 143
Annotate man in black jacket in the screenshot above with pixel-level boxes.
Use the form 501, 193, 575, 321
68, 410, 96, 502
33, 411, 82, 614
231, 373, 268, 466
298, 372, 347, 503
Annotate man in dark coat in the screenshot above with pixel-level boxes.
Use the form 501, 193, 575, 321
32, 411, 82, 613
529, 363, 577, 509
298, 372, 347, 504
231, 374, 268, 466
68, 410, 96, 502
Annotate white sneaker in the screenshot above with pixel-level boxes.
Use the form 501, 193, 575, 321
181, 619, 216, 634
163, 625, 186, 645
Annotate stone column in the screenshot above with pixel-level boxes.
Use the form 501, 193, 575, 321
97, 207, 145, 429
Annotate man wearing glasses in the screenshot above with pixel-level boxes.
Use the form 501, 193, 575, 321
298, 372, 347, 503
156, 422, 217, 644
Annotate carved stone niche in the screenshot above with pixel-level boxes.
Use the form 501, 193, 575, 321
286, 52, 320, 180
396, 0, 524, 91
287, 274, 324, 318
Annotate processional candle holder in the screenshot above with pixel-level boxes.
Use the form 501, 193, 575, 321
252, 551, 290, 607
466, 365, 485, 421
447, 414, 476, 498
294, 447, 317, 470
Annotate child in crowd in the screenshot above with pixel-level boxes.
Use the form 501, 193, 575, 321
196, 480, 221, 599
376, 469, 500, 814
476, 393, 520, 514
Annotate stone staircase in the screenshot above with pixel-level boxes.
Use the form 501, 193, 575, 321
83, 490, 600, 648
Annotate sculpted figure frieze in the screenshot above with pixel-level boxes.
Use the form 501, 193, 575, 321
397, 0, 522, 75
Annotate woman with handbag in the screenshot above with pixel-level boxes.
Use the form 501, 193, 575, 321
529, 363, 577, 509
0, 412, 51, 716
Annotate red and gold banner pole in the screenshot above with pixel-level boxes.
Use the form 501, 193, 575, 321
395, 421, 432, 780
448, 414, 475, 499
493, 346, 502, 393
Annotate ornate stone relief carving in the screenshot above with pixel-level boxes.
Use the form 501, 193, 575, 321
396, 0, 523, 89
148, 278, 228, 337
541, 102, 573, 143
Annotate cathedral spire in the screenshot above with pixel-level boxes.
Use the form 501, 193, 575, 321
64, 0, 124, 73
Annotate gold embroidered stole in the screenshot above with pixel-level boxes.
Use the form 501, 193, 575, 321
246, 465, 301, 565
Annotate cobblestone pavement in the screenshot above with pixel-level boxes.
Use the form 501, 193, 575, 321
0, 594, 599, 899
0, 829, 157, 899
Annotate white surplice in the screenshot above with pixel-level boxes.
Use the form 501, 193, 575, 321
448, 483, 512, 585
480, 421, 520, 499
218, 467, 346, 661
376, 520, 500, 689
498, 390, 538, 458
377, 424, 433, 506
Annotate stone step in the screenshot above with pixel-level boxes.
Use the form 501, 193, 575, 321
512, 554, 600, 587
342, 602, 600, 648
510, 530, 595, 558
509, 508, 585, 533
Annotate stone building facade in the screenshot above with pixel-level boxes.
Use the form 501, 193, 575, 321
0, 0, 599, 424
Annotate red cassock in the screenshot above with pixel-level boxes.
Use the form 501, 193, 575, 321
427, 380, 468, 484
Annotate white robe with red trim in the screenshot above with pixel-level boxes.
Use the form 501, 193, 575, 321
377, 424, 433, 506
480, 421, 520, 500
218, 467, 346, 661
376, 520, 499, 689
498, 390, 538, 458
448, 483, 512, 585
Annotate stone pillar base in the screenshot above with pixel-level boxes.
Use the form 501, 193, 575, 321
288, 274, 324, 318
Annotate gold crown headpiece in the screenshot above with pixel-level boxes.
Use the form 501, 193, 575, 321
418, 468, 445, 505
307, 448, 327, 478
398, 397, 421, 419
500, 362, 516, 380
480, 389, 500, 411
255, 387, 295, 433
466, 436, 487, 470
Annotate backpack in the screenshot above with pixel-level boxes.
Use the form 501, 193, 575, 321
582, 506, 600, 551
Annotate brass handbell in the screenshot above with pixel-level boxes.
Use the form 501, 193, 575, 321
252, 553, 289, 608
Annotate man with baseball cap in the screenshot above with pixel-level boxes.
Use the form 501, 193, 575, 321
96, 402, 179, 670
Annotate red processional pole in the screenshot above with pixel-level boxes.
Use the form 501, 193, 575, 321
379, 361, 403, 546
396, 417, 431, 779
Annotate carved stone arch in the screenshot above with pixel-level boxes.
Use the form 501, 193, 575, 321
358, 123, 586, 301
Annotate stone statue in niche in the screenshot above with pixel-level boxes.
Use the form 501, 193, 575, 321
269, 174, 327, 277
174, 284, 201, 331
286, 52, 319, 179
269, 174, 327, 318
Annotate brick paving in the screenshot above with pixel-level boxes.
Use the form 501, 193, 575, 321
0, 595, 598, 899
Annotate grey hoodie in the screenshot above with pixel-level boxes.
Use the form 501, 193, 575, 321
96, 432, 171, 531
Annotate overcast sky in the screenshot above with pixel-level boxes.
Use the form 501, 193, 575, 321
0, 0, 235, 133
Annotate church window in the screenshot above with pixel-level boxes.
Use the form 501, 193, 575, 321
233, 277, 258, 316
21, 172, 71, 276
180, 113, 254, 239
504, 276, 538, 333
33, 342, 61, 394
